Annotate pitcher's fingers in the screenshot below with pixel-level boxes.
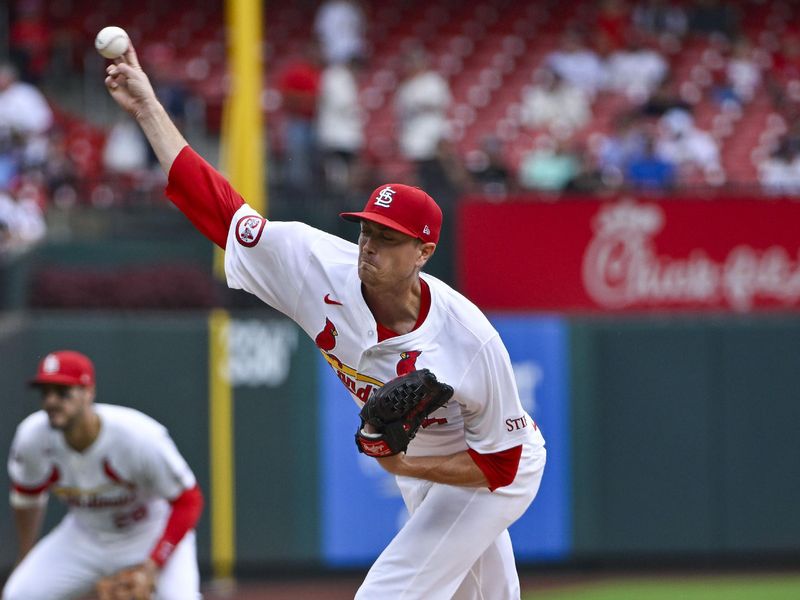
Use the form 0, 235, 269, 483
123, 42, 141, 69
113, 63, 138, 79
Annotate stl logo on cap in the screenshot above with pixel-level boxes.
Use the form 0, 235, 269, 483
374, 186, 396, 208
43, 354, 60, 374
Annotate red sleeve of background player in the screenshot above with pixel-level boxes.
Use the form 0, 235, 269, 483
467, 445, 523, 491
149, 484, 204, 568
165, 146, 245, 249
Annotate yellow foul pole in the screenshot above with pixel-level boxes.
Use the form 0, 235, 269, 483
209, 0, 265, 581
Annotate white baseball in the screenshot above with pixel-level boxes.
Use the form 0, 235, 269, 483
95, 26, 130, 59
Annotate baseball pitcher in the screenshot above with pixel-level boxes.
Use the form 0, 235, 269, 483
103, 42, 546, 599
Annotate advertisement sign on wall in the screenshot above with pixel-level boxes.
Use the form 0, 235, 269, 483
319, 316, 571, 566
461, 197, 800, 312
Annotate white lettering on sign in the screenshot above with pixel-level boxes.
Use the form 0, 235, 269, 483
582, 200, 800, 312
227, 319, 299, 387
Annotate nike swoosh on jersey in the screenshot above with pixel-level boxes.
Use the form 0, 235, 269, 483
324, 294, 343, 306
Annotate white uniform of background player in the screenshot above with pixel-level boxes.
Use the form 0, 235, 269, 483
3, 351, 201, 600
101, 45, 546, 600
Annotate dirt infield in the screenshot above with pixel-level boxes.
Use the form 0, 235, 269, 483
199, 571, 596, 599
202, 577, 363, 599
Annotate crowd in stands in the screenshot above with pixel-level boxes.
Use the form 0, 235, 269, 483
5, 0, 800, 260
0, 61, 49, 256
269, 0, 800, 201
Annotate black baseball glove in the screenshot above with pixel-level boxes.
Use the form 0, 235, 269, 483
355, 369, 454, 457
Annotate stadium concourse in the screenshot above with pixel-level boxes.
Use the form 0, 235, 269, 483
19, 0, 800, 203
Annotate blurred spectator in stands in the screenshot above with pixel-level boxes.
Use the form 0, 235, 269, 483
0, 61, 52, 171
633, 0, 687, 40
0, 138, 21, 190
518, 136, 581, 192
317, 56, 365, 193
103, 119, 148, 177
42, 128, 78, 208
143, 45, 191, 130
606, 33, 669, 103
638, 75, 691, 117
277, 45, 322, 191
766, 34, 800, 114
395, 47, 453, 189
654, 108, 720, 181
465, 135, 515, 197
0, 188, 45, 256
142, 43, 198, 180
758, 135, 800, 195
432, 138, 471, 198
546, 30, 608, 98
716, 38, 762, 106
782, 121, 800, 156
9, 0, 52, 83
687, 0, 739, 40
625, 132, 676, 190
565, 146, 607, 194
0, 62, 52, 135
595, 0, 630, 50
315, 0, 367, 66
521, 67, 591, 136
597, 114, 647, 186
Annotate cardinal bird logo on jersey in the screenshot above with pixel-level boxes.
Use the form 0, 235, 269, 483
396, 350, 422, 376
315, 318, 346, 371
315, 318, 338, 352
103, 458, 135, 490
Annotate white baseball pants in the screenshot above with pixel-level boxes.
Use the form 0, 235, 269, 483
2, 514, 200, 600
356, 443, 546, 600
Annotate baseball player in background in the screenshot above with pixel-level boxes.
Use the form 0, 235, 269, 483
2, 350, 203, 600
103, 43, 546, 600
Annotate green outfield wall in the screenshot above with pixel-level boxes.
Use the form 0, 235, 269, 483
1, 312, 798, 577
571, 315, 800, 559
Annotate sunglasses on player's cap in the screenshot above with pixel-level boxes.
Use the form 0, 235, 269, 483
340, 183, 442, 244
29, 350, 95, 387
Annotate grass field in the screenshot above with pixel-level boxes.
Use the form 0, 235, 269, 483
521, 574, 800, 600
195, 571, 800, 599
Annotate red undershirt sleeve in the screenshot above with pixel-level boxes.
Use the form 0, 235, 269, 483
467, 445, 523, 491
149, 484, 204, 568
164, 146, 245, 249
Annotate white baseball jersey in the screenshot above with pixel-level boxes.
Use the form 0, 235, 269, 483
8, 404, 195, 537
225, 205, 547, 599
225, 206, 545, 458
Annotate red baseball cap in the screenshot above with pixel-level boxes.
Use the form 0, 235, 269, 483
340, 184, 442, 244
29, 350, 95, 387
